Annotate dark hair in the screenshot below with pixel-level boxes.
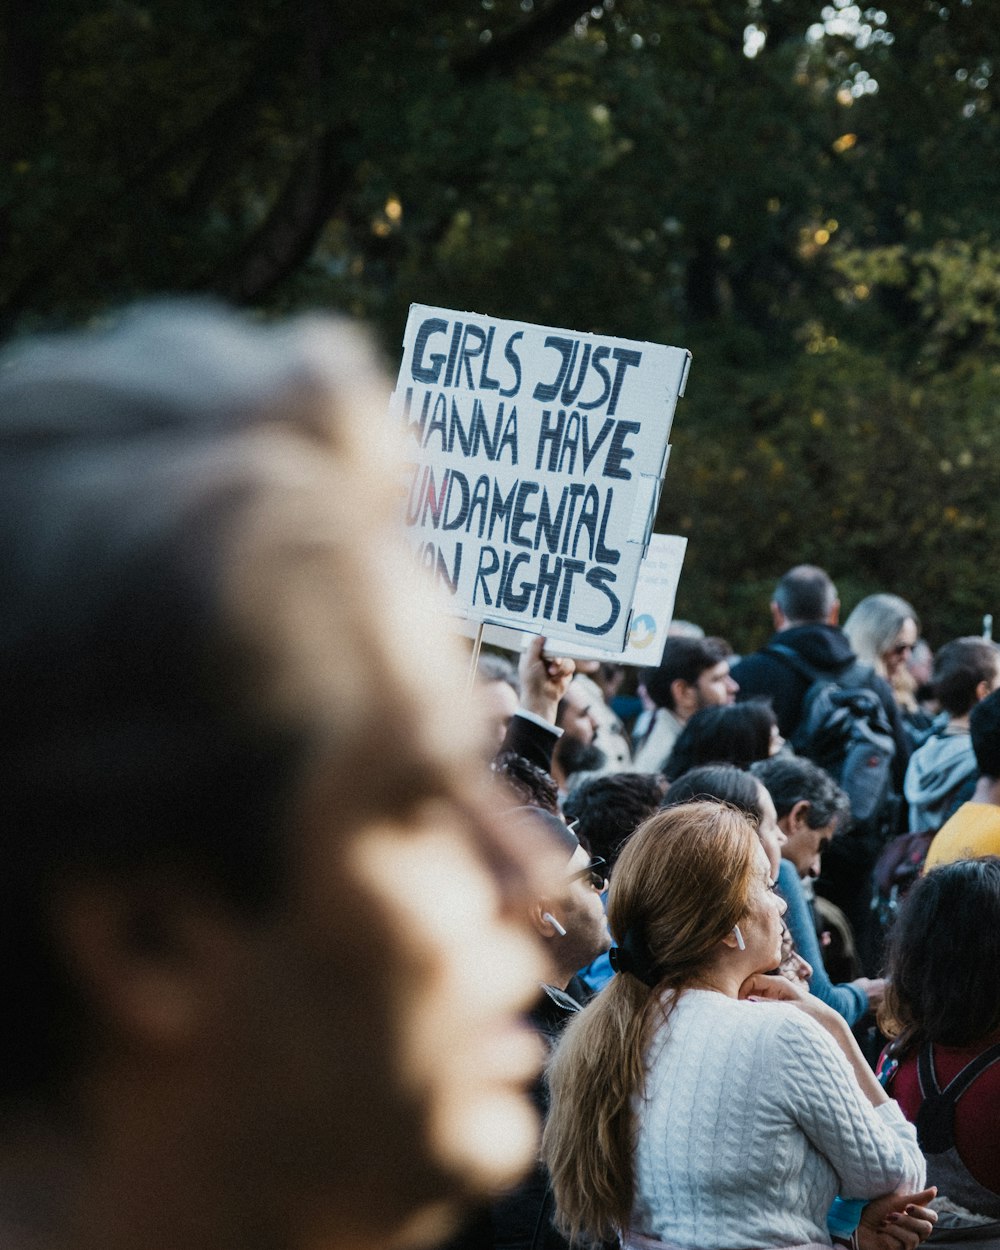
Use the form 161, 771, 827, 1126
642, 636, 732, 711
773, 565, 837, 625
662, 701, 776, 781
750, 755, 850, 830
507, 805, 580, 865
879, 857, 1000, 1052
970, 687, 1000, 779
561, 772, 668, 870
663, 763, 764, 824
0, 301, 422, 1107
493, 751, 560, 814
931, 637, 1000, 718
553, 737, 607, 783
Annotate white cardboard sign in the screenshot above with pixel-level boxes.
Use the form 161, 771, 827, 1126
455, 533, 687, 667
391, 304, 690, 652
605, 532, 687, 665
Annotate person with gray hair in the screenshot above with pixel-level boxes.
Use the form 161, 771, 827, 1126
773, 563, 841, 625
731, 564, 910, 777
844, 593, 921, 716
843, 594, 920, 682
0, 301, 556, 1250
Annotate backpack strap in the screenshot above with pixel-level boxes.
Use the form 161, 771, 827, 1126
764, 643, 876, 692
916, 1043, 939, 1099
932, 1040, 1000, 1100
914, 1040, 1000, 1153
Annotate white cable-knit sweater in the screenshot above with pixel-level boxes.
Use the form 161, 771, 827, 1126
630, 990, 925, 1248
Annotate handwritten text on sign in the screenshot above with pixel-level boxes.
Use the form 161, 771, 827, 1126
391, 306, 690, 652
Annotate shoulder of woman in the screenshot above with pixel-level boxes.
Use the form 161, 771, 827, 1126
767, 1002, 856, 1072
711, 993, 808, 1042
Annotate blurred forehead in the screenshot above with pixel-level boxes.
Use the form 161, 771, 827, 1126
0, 304, 556, 937
224, 467, 491, 830
480, 680, 519, 720
219, 440, 558, 905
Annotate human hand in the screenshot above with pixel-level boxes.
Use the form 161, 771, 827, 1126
852, 976, 887, 1012
778, 922, 812, 984
518, 636, 574, 724
740, 971, 809, 1003
856, 1188, 937, 1250
779, 949, 813, 984
740, 972, 842, 1029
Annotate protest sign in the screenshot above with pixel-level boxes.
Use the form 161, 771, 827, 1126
456, 533, 687, 667
605, 532, 687, 665
391, 305, 690, 653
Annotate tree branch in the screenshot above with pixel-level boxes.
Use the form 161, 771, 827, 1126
452, 0, 596, 82
216, 122, 357, 304
0, 7, 50, 162
0, 40, 298, 334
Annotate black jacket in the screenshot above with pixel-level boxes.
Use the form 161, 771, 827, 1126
731, 624, 911, 788
499, 712, 560, 775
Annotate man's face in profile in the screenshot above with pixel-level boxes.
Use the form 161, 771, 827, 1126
693, 660, 738, 709
204, 399, 558, 1247
346, 799, 550, 1199
203, 768, 552, 1249
0, 303, 555, 1250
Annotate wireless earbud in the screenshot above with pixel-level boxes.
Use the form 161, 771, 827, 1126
542, 912, 567, 937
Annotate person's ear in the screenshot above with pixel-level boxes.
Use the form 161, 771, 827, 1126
975, 678, 992, 703
770, 600, 786, 631
827, 597, 840, 626
531, 902, 566, 939
671, 678, 696, 719
51, 875, 246, 1049
788, 799, 812, 836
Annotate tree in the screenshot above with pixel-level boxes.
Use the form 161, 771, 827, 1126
2, 0, 999, 641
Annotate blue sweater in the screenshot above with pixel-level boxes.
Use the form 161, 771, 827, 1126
778, 858, 868, 1025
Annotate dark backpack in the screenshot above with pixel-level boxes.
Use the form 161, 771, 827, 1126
915, 1040, 1000, 1155
870, 827, 935, 931
766, 644, 897, 832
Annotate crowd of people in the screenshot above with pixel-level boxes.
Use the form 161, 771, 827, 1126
471, 564, 1000, 1250
1, 301, 997, 1250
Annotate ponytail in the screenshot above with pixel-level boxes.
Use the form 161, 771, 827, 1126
544, 972, 663, 1242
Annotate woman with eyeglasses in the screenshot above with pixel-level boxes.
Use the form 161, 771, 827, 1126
542, 802, 935, 1250
844, 594, 922, 724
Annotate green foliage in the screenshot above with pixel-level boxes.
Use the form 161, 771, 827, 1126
661, 334, 1000, 649
3, 0, 1000, 642
832, 240, 1000, 370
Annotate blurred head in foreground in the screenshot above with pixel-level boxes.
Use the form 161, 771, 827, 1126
0, 302, 552, 1250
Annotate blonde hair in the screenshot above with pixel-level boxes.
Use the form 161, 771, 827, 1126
541, 802, 758, 1243
843, 593, 919, 678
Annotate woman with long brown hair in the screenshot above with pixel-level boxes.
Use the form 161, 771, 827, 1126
542, 802, 926, 1250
